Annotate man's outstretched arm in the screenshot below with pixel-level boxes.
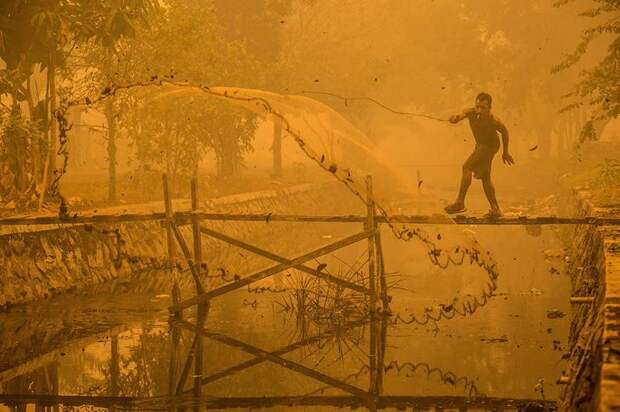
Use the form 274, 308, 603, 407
449, 108, 474, 124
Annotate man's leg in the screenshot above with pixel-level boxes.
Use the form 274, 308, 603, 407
456, 165, 473, 205
445, 166, 472, 213
481, 174, 501, 215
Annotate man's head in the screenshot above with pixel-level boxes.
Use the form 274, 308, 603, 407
475, 92, 492, 118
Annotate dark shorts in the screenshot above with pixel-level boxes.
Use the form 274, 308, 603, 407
463, 144, 499, 179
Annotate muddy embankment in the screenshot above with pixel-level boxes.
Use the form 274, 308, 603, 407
0, 182, 363, 310
559, 189, 620, 411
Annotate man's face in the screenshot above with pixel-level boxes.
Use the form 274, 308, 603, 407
475, 99, 491, 118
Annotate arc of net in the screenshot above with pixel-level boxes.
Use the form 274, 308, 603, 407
299, 90, 450, 122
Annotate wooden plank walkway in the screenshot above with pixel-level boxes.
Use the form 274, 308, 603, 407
0, 210, 619, 227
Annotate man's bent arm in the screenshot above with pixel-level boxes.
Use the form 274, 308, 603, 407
496, 120, 510, 153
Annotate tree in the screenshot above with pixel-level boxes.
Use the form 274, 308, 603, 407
0, 0, 156, 209
103, 0, 259, 190
553, 0, 620, 122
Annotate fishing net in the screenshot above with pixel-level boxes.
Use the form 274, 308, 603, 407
64, 80, 500, 326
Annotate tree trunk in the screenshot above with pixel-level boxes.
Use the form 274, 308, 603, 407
9, 98, 27, 195
272, 115, 282, 176
26, 75, 41, 187
105, 98, 117, 203
38, 51, 57, 209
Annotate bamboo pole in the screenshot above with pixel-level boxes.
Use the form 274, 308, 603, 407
163, 174, 181, 323
169, 231, 371, 313
375, 222, 388, 312
199, 225, 370, 295
110, 335, 120, 396
365, 176, 378, 409
377, 316, 387, 396
193, 304, 208, 411
163, 175, 176, 269
191, 178, 204, 294
163, 174, 203, 294
168, 321, 180, 412
175, 335, 199, 394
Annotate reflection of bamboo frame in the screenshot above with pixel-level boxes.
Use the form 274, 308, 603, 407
164, 308, 556, 411
0, 306, 555, 411
173, 315, 374, 400
167, 302, 383, 410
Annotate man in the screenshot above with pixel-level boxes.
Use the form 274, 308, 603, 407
444, 92, 514, 217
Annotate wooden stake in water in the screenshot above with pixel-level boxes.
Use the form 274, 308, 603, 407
366, 175, 378, 409
163, 174, 183, 323
163, 174, 176, 270
191, 178, 205, 294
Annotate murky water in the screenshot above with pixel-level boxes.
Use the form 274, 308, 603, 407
0, 194, 569, 411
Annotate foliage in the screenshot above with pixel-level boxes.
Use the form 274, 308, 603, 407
553, 0, 620, 119
0, 0, 156, 70
92, 0, 260, 181
593, 158, 620, 190
0, 106, 41, 206
0, 0, 157, 209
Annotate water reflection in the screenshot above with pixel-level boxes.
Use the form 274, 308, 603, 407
0, 219, 567, 411
0, 297, 556, 411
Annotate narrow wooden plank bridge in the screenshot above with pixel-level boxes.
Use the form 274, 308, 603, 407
1, 206, 618, 228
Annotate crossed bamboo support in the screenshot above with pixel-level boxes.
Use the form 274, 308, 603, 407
162, 174, 389, 411
165, 175, 387, 316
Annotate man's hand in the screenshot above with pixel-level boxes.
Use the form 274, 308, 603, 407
449, 114, 460, 124
502, 152, 515, 165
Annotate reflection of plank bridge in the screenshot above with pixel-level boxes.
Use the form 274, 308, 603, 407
1, 174, 617, 410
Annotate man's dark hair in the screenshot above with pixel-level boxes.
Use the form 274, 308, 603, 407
476, 92, 492, 108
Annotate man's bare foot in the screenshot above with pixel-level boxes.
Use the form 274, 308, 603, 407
444, 202, 466, 214
484, 208, 503, 218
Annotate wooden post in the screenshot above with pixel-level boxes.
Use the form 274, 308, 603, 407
110, 335, 120, 397
376, 229, 389, 313
193, 304, 208, 411
192, 177, 205, 410
376, 315, 388, 397
163, 174, 176, 270
168, 322, 180, 412
365, 176, 377, 311
191, 178, 204, 294
365, 176, 378, 410
163, 174, 181, 321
